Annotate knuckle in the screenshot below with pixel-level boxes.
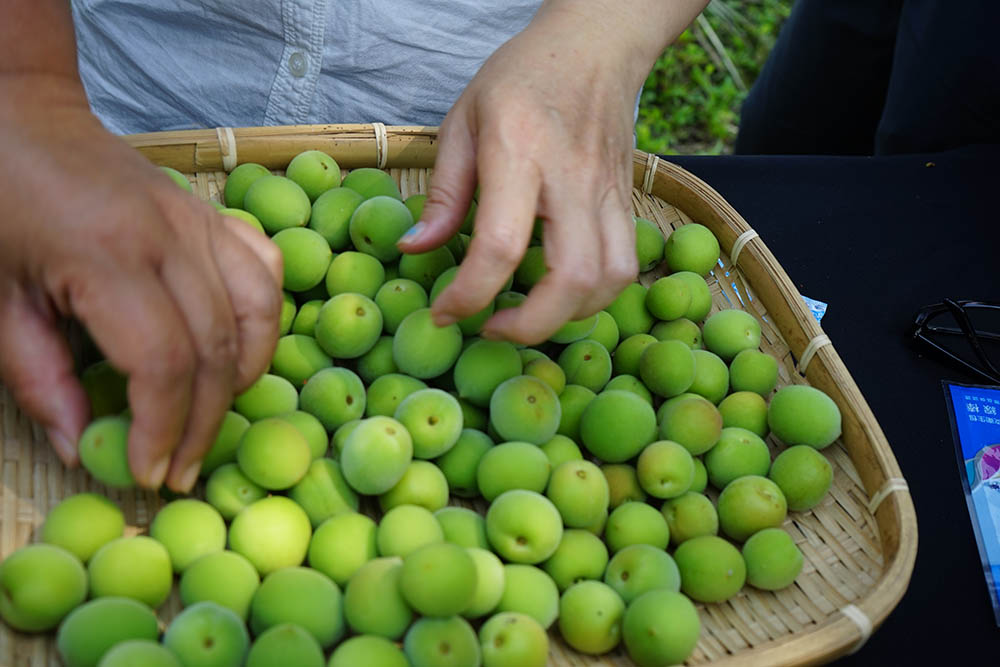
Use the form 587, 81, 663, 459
141, 337, 196, 385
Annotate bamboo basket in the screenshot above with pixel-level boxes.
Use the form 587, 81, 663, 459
0, 124, 917, 666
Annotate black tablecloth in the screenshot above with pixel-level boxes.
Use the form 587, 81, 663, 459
669, 145, 998, 663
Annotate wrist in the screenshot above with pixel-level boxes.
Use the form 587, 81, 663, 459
532, 0, 708, 93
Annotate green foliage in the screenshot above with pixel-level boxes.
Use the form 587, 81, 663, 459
637, 0, 792, 155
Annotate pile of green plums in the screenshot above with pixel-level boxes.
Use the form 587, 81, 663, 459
0, 150, 845, 667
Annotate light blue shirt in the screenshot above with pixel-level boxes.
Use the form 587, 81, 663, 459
70, 0, 542, 135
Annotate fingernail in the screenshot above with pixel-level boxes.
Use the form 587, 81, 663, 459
480, 329, 502, 341
148, 457, 170, 489
433, 312, 457, 327
397, 222, 426, 245
46, 428, 77, 465
174, 461, 202, 494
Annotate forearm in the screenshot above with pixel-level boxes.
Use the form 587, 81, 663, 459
1, 0, 89, 120
530, 0, 709, 92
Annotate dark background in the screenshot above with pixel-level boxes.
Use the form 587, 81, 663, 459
670, 144, 998, 663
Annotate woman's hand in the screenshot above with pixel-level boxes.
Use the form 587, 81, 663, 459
0, 75, 283, 492
399, 0, 707, 344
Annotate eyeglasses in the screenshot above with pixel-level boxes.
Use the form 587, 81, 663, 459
910, 299, 1000, 384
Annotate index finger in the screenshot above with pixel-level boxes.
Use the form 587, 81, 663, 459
73, 269, 196, 488
429, 150, 540, 326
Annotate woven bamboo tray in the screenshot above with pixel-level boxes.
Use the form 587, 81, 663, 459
0, 124, 917, 666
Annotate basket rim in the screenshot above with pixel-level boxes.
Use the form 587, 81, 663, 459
120, 123, 917, 665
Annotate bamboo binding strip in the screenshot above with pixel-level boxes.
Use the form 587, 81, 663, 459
0, 124, 917, 667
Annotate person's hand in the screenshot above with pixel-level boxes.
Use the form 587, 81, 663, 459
0, 75, 283, 492
398, 0, 706, 344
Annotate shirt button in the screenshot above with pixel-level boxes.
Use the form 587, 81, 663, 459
288, 51, 307, 78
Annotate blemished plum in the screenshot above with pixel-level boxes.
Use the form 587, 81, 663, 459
375, 278, 429, 334
340, 416, 413, 495
662, 491, 719, 546
674, 535, 746, 603
366, 373, 427, 418
489, 375, 561, 445
542, 529, 609, 592
545, 460, 609, 529
636, 440, 695, 499
557, 339, 612, 393
394, 388, 463, 459
349, 195, 414, 263
478, 612, 549, 667
604, 544, 681, 603
78, 415, 134, 489
298, 367, 366, 432
634, 216, 665, 272
622, 590, 701, 667
315, 292, 383, 359
729, 348, 779, 396
325, 250, 386, 298
404, 616, 481, 667
285, 149, 341, 202
557, 581, 625, 654
650, 317, 703, 349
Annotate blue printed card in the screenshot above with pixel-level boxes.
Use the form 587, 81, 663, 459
945, 382, 1000, 625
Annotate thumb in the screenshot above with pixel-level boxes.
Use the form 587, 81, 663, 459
397, 104, 478, 253
0, 283, 89, 465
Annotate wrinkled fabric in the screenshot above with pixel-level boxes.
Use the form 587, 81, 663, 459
70, 0, 542, 134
